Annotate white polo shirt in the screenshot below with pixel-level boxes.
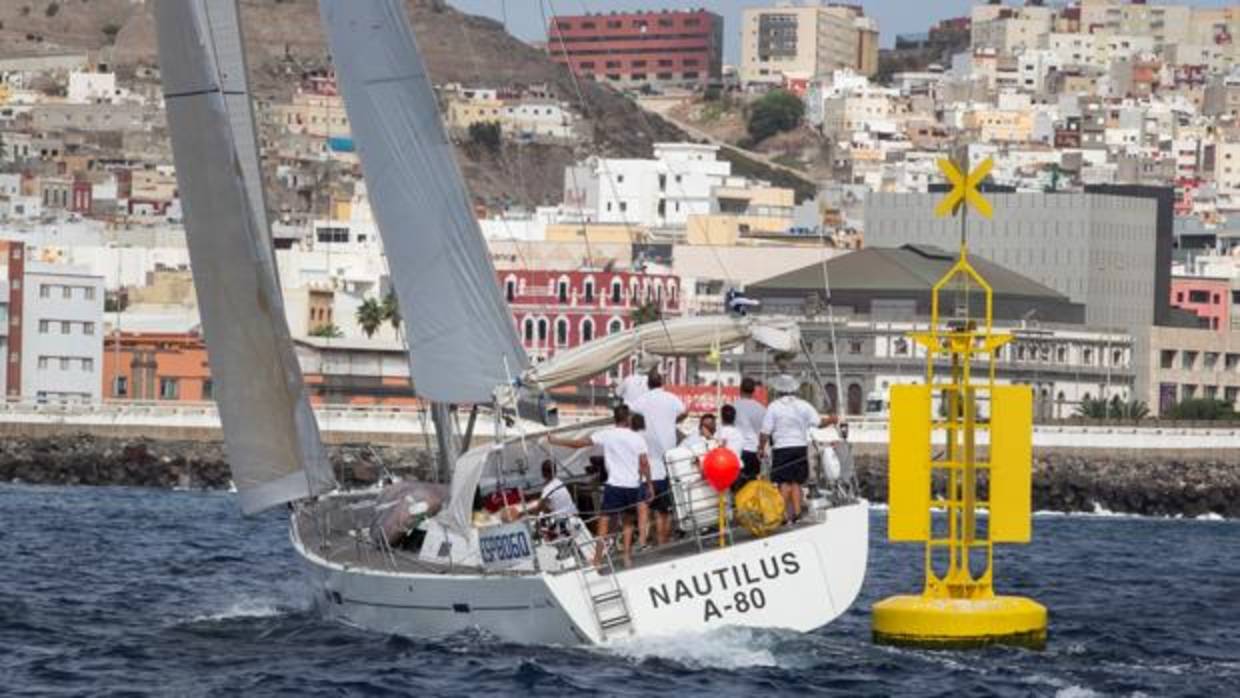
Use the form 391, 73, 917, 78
717, 424, 744, 459
761, 396, 820, 449
734, 397, 766, 453
631, 388, 686, 480
590, 427, 648, 489
540, 477, 578, 517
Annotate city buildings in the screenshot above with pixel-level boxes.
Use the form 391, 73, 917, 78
739, 3, 879, 86
546, 9, 724, 88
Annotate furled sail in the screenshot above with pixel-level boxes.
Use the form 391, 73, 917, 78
320, 0, 528, 404
524, 315, 801, 390
156, 0, 335, 514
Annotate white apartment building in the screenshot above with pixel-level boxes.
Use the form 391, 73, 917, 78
501, 102, 575, 140
21, 261, 104, 402
563, 143, 732, 229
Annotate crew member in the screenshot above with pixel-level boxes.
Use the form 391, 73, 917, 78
535, 459, 578, 520
734, 377, 767, 491
718, 404, 744, 461
616, 356, 658, 408
758, 374, 836, 524
547, 405, 650, 567
682, 412, 717, 450
631, 372, 686, 546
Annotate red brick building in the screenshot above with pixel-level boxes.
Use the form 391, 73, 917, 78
499, 269, 686, 384
546, 9, 723, 88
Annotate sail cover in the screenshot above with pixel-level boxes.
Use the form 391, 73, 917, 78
156, 0, 335, 514
524, 315, 801, 390
321, 0, 528, 404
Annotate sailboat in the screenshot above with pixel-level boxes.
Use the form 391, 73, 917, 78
156, 0, 868, 645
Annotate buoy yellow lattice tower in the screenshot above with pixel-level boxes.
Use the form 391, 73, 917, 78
871, 157, 1047, 649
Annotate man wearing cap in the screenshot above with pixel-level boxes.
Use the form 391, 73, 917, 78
758, 374, 837, 524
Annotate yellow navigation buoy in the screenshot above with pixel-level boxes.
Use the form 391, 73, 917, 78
872, 156, 1047, 650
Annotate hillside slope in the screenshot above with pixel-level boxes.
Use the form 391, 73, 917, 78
2, 0, 812, 207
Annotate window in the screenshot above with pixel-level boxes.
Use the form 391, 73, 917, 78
81, 358, 93, 372
609, 319, 623, 335
61, 321, 71, 334
1182, 351, 1198, 370
583, 280, 595, 303
557, 280, 569, 303
38, 357, 48, 369
1188, 290, 1210, 303
202, 379, 213, 400
848, 340, 863, 355
555, 319, 568, 346
582, 319, 594, 343
63, 286, 72, 299
159, 378, 179, 400
40, 284, 50, 298
523, 318, 535, 342
60, 357, 70, 370
114, 375, 128, 398
537, 318, 548, 342
83, 322, 94, 336
38, 320, 49, 333
611, 280, 623, 303
505, 278, 516, 302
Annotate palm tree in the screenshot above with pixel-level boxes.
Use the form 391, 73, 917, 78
630, 300, 661, 326
356, 297, 385, 339
382, 290, 401, 333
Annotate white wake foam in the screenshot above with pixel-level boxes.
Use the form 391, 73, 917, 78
601, 627, 786, 669
1055, 686, 1102, 698
191, 598, 284, 623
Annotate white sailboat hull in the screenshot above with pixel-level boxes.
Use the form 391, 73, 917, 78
292, 502, 869, 645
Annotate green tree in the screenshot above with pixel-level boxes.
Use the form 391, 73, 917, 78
101, 22, 121, 44
45, 2, 59, 18
746, 90, 804, 144
468, 121, 502, 154
309, 323, 343, 339
1074, 396, 1149, 421
630, 300, 661, 326
355, 297, 385, 339
1166, 398, 1239, 421
382, 290, 401, 332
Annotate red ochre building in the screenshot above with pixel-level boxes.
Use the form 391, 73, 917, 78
546, 9, 724, 88
500, 269, 687, 385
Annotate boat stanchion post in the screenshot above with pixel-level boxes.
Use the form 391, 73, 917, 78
871, 155, 1048, 650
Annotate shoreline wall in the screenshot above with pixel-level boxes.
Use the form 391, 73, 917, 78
2, 433, 1238, 518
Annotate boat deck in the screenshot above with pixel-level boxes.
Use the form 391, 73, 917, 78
294, 491, 854, 578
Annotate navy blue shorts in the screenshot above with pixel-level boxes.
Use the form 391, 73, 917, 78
647, 478, 673, 513
771, 447, 809, 485
601, 485, 643, 517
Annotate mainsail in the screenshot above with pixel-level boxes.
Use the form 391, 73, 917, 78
320, 0, 528, 405
156, 0, 335, 514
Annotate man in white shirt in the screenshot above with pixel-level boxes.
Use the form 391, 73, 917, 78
615, 356, 658, 408
630, 372, 686, 545
548, 405, 650, 567
758, 374, 836, 524
534, 459, 578, 541
717, 404, 744, 461
733, 377, 767, 491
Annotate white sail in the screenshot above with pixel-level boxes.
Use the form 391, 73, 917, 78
320, 0, 528, 405
199, 0, 272, 245
524, 315, 801, 390
156, 0, 334, 514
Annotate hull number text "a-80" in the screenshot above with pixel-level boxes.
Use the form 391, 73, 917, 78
646, 552, 802, 622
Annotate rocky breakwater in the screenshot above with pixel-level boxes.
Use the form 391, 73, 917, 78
0, 434, 432, 491
853, 453, 1240, 519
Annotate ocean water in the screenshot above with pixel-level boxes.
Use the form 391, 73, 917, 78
1, 484, 1237, 696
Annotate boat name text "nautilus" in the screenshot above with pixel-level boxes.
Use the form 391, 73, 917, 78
647, 552, 802, 622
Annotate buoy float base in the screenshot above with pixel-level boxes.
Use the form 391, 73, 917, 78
871, 594, 1047, 650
